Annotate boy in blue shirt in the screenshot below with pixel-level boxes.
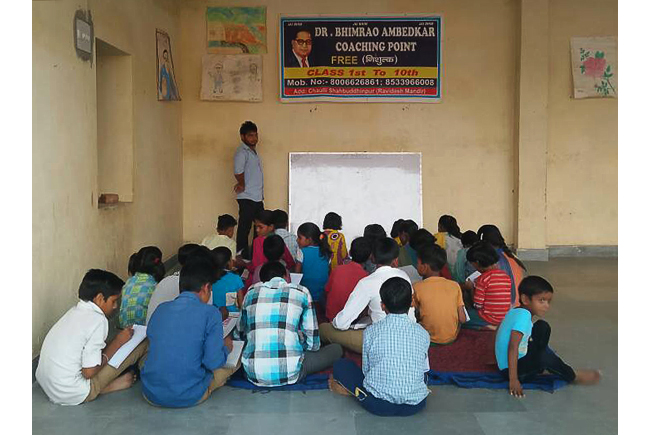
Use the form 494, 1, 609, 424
329, 277, 430, 416
212, 246, 245, 312
142, 257, 236, 407
495, 276, 600, 398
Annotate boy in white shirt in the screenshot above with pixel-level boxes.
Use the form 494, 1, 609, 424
319, 238, 415, 353
36, 269, 148, 405
201, 214, 238, 256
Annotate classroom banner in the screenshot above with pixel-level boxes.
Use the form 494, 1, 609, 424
279, 16, 442, 103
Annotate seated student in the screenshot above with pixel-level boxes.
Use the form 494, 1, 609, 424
397, 219, 419, 267
142, 258, 236, 408
236, 262, 343, 387
323, 212, 349, 270
452, 230, 479, 284
119, 246, 165, 328
36, 269, 148, 405
201, 214, 237, 256
434, 215, 464, 269
361, 224, 387, 274
212, 246, 245, 313
295, 222, 331, 304
249, 235, 291, 286
325, 237, 372, 322
410, 229, 454, 280
413, 245, 467, 345
329, 277, 430, 417
272, 209, 299, 261
496, 276, 600, 398
390, 219, 405, 247
462, 242, 512, 329
320, 238, 415, 353
249, 210, 296, 275
146, 244, 209, 324
478, 224, 527, 307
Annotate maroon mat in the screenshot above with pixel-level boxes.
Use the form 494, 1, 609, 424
341, 328, 499, 373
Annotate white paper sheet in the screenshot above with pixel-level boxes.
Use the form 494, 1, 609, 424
222, 313, 239, 337
225, 340, 244, 368
467, 271, 481, 283
290, 273, 303, 285
108, 325, 147, 368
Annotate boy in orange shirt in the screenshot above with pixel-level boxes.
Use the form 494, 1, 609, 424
413, 245, 467, 345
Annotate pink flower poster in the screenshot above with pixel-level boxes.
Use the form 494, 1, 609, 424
570, 37, 617, 99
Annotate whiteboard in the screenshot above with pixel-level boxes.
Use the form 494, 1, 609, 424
288, 153, 422, 244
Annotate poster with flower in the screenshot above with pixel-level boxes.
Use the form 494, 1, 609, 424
570, 37, 617, 99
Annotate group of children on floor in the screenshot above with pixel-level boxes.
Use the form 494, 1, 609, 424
35, 211, 600, 414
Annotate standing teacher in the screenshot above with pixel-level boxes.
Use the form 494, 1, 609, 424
233, 121, 264, 259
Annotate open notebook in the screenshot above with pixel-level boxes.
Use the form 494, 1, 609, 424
108, 325, 147, 368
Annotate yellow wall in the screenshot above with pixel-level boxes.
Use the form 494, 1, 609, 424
547, 0, 618, 246
32, 0, 183, 357
180, 0, 520, 244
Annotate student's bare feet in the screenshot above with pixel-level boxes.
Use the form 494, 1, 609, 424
101, 371, 137, 395
328, 375, 351, 397
574, 369, 601, 385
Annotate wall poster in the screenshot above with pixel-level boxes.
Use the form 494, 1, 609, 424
200, 54, 263, 102
207, 6, 267, 54
570, 37, 617, 99
279, 15, 442, 103
156, 29, 181, 101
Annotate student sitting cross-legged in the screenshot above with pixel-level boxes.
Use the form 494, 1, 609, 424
413, 245, 467, 345
319, 237, 415, 354
236, 261, 343, 387
329, 277, 430, 417
496, 276, 600, 398
141, 257, 237, 408
201, 213, 238, 256
36, 269, 148, 405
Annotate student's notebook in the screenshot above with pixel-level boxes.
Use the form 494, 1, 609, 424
467, 271, 481, 283
222, 312, 240, 338
225, 340, 244, 369
290, 273, 303, 285
108, 325, 147, 368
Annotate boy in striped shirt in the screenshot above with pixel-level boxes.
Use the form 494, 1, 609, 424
462, 242, 512, 330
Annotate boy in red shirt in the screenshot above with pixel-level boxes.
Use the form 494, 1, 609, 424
462, 241, 512, 330
324, 237, 372, 322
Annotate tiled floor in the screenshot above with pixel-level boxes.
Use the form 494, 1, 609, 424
32, 258, 617, 435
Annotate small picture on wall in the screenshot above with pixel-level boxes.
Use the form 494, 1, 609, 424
200, 54, 262, 102
156, 29, 181, 101
570, 36, 617, 99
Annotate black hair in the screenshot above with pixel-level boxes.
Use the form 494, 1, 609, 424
78, 269, 125, 302
461, 230, 479, 248
323, 212, 343, 231
519, 276, 554, 300
239, 121, 257, 136
438, 215, 463, 239
417, 245, 447, 272
373, 237, 400, 266
127, 246, 165, 282
272, 209, 289, 229
477, 224, 527, 271
292, 26, 313, 40
211, 247, 232, 282
363, 224, 386, 241
390, 219, 405, 238
379, 277, 412, 314
410, 229, 437, 253
178, 243, 201, 267
350, 237, 372, 264
466, 241, 500, 268
260, 261, 287, 282
263, 235, 286, 262
297, 222, 332, 259
179, 257, 218, 293
255, 209, 276, 227
399, 219, 419, 242
217, 214, 237, 231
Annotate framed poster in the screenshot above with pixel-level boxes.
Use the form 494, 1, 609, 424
279, 15, 442, 103
200, 54, 263, 102
156, 29, 180, 101
207, 6, 267, 54
570, 37, 617, 99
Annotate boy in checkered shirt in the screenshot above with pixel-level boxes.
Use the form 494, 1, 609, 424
329, 277, 430, 416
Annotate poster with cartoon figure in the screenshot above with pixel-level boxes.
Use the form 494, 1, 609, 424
200, 54, 262, 102
570, 37, 617, 99
156, 29, 181, 101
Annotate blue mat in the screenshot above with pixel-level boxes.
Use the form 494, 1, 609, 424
226, 368, 568, 393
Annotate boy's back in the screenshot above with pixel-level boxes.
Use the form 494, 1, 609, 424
142, 292, 228, 407
325, 261, 368, 322
363, 314, 430, 405
474, 269, 512, 324
413, 277, 464, 344
36, 301, 108, 405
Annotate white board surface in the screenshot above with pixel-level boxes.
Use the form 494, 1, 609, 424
288, 153, 422, 244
